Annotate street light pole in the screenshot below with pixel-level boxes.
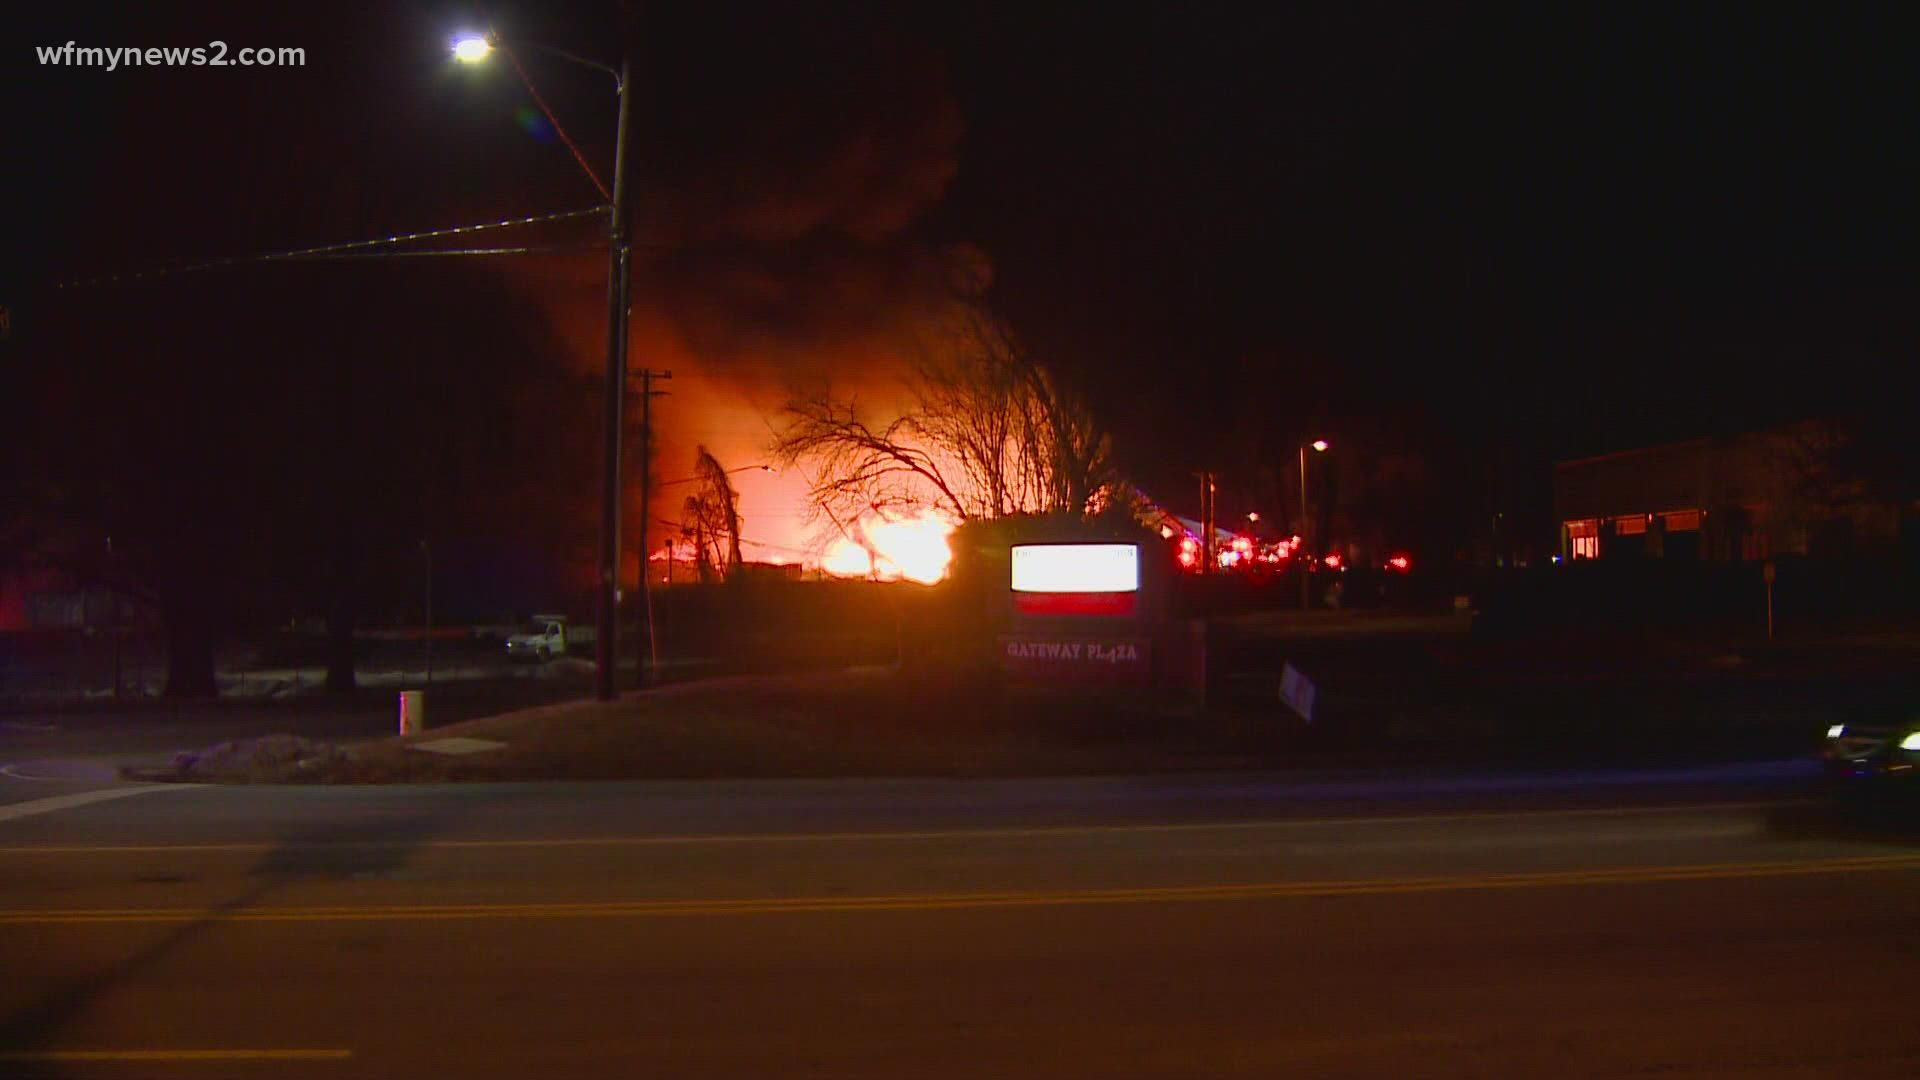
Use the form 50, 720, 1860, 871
594, 48, 633, 702
452, 30, 633, 701
1298, 446, 1309, 611
1299, 439, 1328, 611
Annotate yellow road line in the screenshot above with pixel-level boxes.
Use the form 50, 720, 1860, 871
0, 1049, 350, 1062
0, 800, 1808, 856
2, 853, 1915, 925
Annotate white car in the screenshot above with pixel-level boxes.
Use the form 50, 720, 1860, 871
505, 617, 568, 663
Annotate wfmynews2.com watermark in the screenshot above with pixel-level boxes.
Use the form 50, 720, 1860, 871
37, 42, 307, 70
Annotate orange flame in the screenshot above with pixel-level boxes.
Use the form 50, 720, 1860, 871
821, 509, 956, 584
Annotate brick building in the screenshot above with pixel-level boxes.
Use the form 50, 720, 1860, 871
1553, 426, 1819, 563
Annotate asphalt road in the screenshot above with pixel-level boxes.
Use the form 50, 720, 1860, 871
3, 770, 1919, 1077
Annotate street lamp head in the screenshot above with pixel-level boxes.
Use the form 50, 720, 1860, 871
1311, 440, 1330, 452
1247, 512, 1260, 523
659, 464, 777, 487
451, 34, 494, 63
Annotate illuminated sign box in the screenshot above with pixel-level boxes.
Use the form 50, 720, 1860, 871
1010, 543, 1139, 617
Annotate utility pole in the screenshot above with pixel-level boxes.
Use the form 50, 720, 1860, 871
633, 367, 671, 687
593, 47, 634, 703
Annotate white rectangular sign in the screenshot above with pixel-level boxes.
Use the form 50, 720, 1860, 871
1010, 544, 1140, 593
1279, 663, 1316, 723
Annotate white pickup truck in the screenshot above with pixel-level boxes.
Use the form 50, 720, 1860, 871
504, 615, 570, 663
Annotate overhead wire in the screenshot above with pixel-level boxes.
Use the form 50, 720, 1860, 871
53, 206, 610, 289
649, 517, 817, 559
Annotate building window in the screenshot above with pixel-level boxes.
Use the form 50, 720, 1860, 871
1565, 519, 1599, 560
1661, 510, 1702, 532
1615, 515, 1647, 536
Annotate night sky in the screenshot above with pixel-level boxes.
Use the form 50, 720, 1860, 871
10, 2, 1917, 536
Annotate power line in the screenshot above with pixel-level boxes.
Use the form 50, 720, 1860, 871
54, 207, 610, 289
287, 244, 603, 261
650, 516, 818, 558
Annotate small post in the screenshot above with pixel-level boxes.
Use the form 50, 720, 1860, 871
1186, 618, 1209, 711
1763, 560, 1776, 641
399, 690, 425, 736
107, 536, 123, 699
422, 539, 434, 688
111, 616, 123, 700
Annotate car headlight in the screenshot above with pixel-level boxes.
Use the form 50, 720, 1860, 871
1900, 732, 1920, 752
1826, 724, 1846, 740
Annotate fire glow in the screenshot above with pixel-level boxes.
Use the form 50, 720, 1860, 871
821, 509, 956, 585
